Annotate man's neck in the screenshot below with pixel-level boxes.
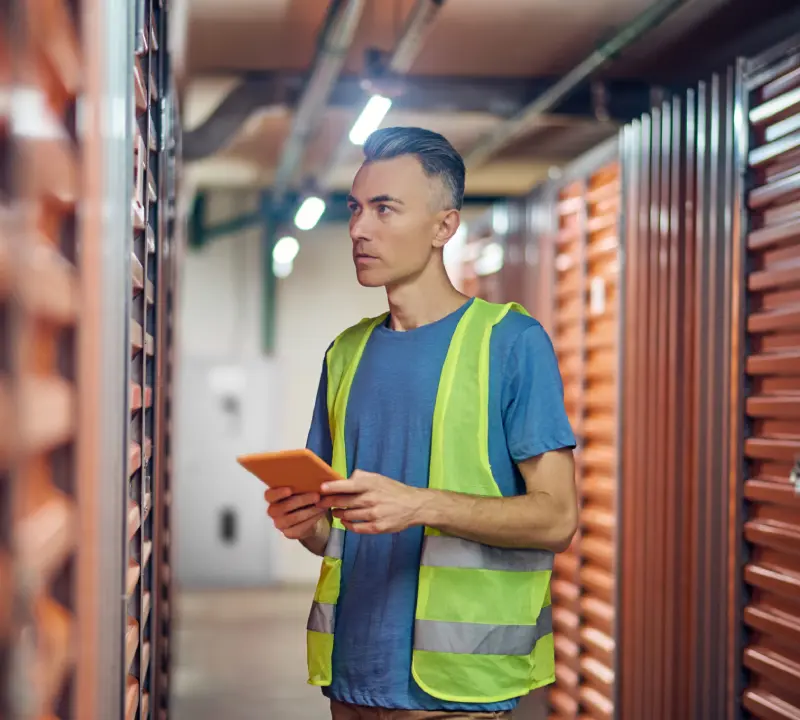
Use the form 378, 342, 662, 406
385, 263, 469, 332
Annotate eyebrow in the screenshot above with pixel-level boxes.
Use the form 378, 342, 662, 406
346, 194, 404, 206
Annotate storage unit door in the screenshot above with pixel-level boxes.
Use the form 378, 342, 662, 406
548, 178, 586, 719
129, 1, 179, 717
2, 3, 85, 716
578, 161, 621, 720
542, 143, 622, 720
737, 37, 800, 720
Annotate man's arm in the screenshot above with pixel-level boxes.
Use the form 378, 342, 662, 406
321, 450, 577, 553
299, 511, 333, 556
321, 322, 579, 552
418, 448, 577, 552
266, 348, 335, 556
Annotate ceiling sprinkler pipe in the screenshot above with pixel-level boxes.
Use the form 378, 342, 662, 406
272, 0, 366, 205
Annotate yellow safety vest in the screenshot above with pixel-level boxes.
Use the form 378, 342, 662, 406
306, 298, 555, 703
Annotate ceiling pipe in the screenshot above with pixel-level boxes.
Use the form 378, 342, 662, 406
387, 0, 446, 74
271, 0, 366, 205
463, 0, 686, 169
318, 0, 446, 187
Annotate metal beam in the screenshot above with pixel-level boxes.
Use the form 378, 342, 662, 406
183, 73, 655, 161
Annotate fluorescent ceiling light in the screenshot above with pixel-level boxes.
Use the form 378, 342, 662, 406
273, 235, 300, 265
349, 95, 392, 146
272, 259, 294, 279
294, 196, 326, 231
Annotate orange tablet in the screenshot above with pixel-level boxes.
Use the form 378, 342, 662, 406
236, 448, 341, 494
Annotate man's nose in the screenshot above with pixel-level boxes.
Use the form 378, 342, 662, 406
350, 212, 371, 239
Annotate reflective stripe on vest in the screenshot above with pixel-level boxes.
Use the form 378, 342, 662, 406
415, 604, 553, 656
420, 534, 553, 573
308, 601, 335, 634
325, 527, 345, 560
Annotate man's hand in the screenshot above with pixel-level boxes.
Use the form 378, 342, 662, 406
318, 471, 425, 534
265, 487, 328, 543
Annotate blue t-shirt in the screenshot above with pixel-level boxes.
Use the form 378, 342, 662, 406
305, 298, 576, 712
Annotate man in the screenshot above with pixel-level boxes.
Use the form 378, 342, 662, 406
265, 127, 578, 719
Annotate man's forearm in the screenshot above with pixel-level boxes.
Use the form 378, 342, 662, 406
300, 512, 332, 556
417, 489, 576, 552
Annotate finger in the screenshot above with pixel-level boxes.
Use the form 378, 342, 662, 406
332, 507, 374, 523
319, 480, 363, 495
264, 487, 292, 503
274, 505, 326, 531
267, 492, 321, 517
342, 520, 381, 534
284, 512, 328, 540
317, 493, 370, 510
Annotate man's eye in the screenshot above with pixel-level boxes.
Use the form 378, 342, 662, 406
377, 204, 391, 215
348, 204, 359, 214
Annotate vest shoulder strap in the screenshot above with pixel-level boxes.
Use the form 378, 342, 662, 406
470, 297, 531, 322
325, 313, 388, 409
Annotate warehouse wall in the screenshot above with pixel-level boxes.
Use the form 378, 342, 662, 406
174, 191, 385, 587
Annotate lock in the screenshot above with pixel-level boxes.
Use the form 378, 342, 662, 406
791, 457, 800, 496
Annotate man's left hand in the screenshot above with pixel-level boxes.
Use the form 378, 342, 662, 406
317, 471, 425, 534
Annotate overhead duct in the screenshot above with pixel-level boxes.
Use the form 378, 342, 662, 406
318, 0, 446, 188
463, 0, 686, 169
271, 0, 366, 204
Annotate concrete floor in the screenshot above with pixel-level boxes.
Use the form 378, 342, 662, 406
170, 587, 546, 720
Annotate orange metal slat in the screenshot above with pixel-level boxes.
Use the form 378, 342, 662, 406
18, 376, 74, 453
125, 617, 139, 672
126, 559, 140, 597
128, 498, 141, 539
35, 597, 74, 711
24, 0, 83, 97
125, 675, 139, 720
17, 137, 79, 206
16, 489, 75, 591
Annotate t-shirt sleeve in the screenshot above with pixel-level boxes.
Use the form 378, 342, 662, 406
305, 352, 333, 465
502, 324, 577, 462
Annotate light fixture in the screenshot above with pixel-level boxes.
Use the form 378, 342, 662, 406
294, 196, 326, 231
272, 259, 294, 279
273, 235, 300, 265
272, 236, 300, 279
349, 94, 392, 146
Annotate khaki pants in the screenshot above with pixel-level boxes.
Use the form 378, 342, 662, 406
330, 700, 512, 720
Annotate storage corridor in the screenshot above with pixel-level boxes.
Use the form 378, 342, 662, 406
2, 1, 800, 720
171, 588, 329, 720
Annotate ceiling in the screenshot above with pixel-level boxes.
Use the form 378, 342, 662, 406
180, 0, 749, 201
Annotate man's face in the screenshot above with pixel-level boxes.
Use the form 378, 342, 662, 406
347, 155, 457, 288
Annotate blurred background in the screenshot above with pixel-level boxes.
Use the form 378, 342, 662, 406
2, 0, 800, 719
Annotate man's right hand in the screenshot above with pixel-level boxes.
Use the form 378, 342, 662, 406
264, 487, 328, 541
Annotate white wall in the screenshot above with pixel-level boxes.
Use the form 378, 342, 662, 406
272, 222, 386, 581
175, 189, 386, 587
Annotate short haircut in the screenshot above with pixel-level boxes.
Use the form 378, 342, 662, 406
362, 127, 466, 210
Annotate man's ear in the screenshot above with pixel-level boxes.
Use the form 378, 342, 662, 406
432, 209, 461, 249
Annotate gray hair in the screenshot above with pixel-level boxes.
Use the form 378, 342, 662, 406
362, 127, 466, 210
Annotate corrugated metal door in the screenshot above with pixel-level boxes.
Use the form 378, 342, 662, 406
619, 68, 742, 720
579, 161, 620, 720
129, 1, 178, 717
526, 142, 621, 720
736, 37, 800, 720
549, 178, 586, 719
153, 85, 181, 720
3, 1, 84, 716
